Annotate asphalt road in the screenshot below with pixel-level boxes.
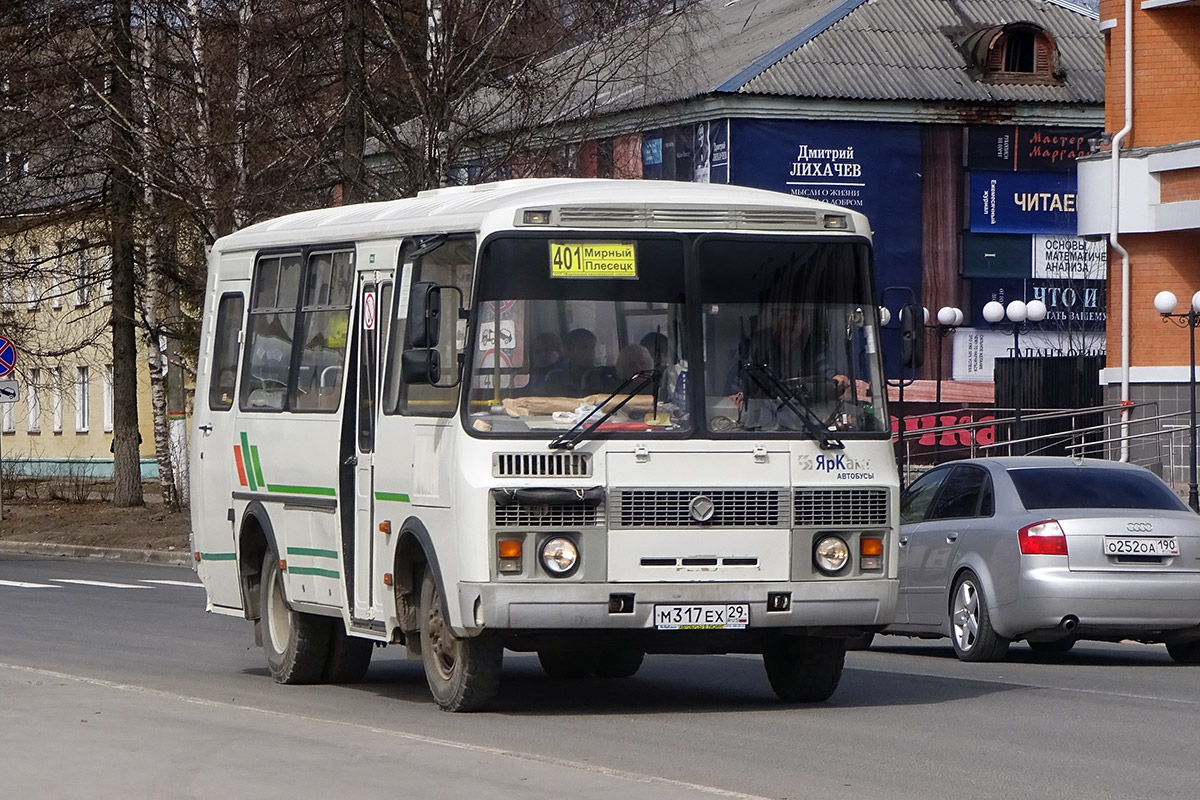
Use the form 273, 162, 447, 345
2, 554, 1198, 800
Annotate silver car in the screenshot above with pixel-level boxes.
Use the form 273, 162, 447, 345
883, 456, 1200, 662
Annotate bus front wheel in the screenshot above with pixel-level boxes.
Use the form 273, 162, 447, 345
762, 635, 846, 703
261, 549, 331, 684
419, 569, 502, 711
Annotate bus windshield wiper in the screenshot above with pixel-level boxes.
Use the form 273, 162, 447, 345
741, 362, 844, 450
549, 369, 662, 451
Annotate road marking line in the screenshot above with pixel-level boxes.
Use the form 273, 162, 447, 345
51, 579, 152, 589
0, 662, 772, 800
140, 579, 204, 588
0, 579, 59, 589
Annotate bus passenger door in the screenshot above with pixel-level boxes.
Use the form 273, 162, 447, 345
191, 285, 249, 611
352, 277, 391, 620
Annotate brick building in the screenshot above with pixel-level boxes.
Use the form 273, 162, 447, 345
1077, 0, 1200, 472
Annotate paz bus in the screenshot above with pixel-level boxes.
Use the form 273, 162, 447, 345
189, 178, 899, 711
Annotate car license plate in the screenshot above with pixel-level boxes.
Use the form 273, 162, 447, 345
1102, 536, 1179, 556
654, 604, 749, 630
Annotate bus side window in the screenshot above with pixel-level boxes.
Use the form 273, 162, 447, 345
290, 249, 354, 413
240, 253, 303, 412
208, 293, 245, 411
382, 236, 475, 417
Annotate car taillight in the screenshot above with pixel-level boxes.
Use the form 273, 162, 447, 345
1018, 519, 1068, 555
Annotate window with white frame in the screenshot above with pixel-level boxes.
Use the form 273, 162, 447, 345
2, 396, 14, 432
1, 252, 13, 312
75, 365, 89, 432
26, 245, 40, 311
51, 366, 62, 433
75, 244, 90, 306
103, 364, 113, 432
27, 368, 41, 432
51, 243, 63, 309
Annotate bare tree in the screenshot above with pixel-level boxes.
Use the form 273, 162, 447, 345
362, 0, 698, 192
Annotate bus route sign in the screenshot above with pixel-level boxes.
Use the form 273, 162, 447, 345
0, 336, 15, 378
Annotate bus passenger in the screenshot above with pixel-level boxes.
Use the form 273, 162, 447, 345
522, 332, 563, 394
544, 328, 599, 396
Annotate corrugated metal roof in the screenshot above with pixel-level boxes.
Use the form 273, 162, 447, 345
577, 0, 1102, 118
736, 0, 1104, 103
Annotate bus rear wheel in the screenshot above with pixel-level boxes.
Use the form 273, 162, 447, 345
261, 549, 331, 684
419, 569, 502, 711
324, 626, 374, 683
762, 635, 846, 703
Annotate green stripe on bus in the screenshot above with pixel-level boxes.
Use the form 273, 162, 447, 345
265, 484, 337, 496
286, 566, 341, 579
287, 547, 339, 560
200, 552, 237, 561
375, 491, 410, 503
250, 445, 265, 486
240, 432, 257, 491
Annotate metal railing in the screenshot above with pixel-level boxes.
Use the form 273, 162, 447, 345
892, 400, 1195, 496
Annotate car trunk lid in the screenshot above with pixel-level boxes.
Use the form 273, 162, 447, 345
1059, 513, 1200, 573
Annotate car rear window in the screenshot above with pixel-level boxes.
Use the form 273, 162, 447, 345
1008, 467, 1188, 511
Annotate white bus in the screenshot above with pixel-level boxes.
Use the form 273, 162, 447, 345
190, 178, 899, 711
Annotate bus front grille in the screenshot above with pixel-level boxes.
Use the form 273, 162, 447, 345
492, 452, 592, 478
609, 489, 788, 528
794, 488, 889, 528
493, 503, 599, 528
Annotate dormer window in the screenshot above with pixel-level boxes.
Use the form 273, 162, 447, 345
962, 22, 1060, 85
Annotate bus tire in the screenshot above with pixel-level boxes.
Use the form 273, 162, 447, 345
324, 626, 374, 684
261, 549, 331, 685
594, 649, 645, 679
419, 569, 502, 711
537, 649, 598, 679
762, 635, 846, 703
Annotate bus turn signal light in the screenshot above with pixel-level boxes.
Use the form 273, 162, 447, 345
498, 539, 523, 574
860, 537, 883, 571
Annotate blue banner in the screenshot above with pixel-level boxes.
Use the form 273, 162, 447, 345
969, 171, 1078, 234
728, 119, 923, 298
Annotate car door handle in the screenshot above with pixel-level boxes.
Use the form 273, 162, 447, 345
198, 424, 212, 434
946, 532, 959, 543
899, 535, 909, 546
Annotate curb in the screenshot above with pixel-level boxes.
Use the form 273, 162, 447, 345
0, 540, 192, 567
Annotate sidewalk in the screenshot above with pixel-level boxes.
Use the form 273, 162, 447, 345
0, 539, 191, 566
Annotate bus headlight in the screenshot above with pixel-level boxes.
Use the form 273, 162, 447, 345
540, 536, 579, 577
814, 535, 850, 575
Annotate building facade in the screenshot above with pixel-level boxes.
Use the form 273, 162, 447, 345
1077, 0, 1200, 477
0, 230, 156, 489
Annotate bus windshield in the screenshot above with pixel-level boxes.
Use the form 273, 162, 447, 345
466, 235, 689, 438
464, 234, 887, 440
697, 238, 888, 436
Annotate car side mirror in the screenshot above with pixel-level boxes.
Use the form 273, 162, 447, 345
401, 348, 441, 384
408, 281, 441, 348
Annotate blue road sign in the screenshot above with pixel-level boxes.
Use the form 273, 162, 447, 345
0, 336, 15, 377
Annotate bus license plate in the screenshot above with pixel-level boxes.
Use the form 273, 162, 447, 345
654, 604, 749, 630
1102, 536, 1179, 556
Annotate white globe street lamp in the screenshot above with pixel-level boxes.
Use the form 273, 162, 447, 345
1156, 289, 1200, 512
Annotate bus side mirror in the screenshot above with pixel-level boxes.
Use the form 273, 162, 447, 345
401, 349, 441, 384
900, 303, 925, 369
408, 281, 441, 348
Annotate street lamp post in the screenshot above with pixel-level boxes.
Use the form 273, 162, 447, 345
983, 299, 1048, 455
931, 307, 963, 462
932, 306, 964, 410
1153, 290, 1200, 512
